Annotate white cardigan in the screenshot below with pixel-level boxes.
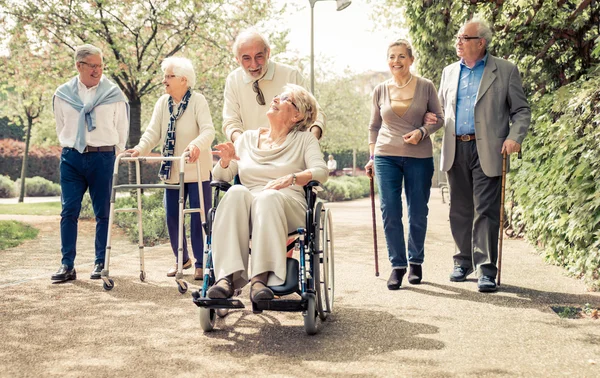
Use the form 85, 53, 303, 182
134, 92, 215, 183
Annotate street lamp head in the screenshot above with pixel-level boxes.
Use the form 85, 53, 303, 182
336, 0, 351, 11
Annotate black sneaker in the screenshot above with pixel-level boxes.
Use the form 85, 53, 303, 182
478, 275, 498, 292
449, 266, 473, 282
51, 264, 77, 282
90, 263, 104, 280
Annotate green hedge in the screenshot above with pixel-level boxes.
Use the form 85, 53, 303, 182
80, 191, 168, 246
0, 175, 16, 198
14, 176, 61, 196
0, 139, 162, 184
319, 176, 373, 202
510, 68, 600, 289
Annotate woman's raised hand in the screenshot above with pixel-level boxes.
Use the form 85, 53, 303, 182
211, 142, 239, 168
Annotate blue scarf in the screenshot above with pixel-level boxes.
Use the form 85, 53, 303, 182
54, 75, 129, 153
159, 89, 192, 181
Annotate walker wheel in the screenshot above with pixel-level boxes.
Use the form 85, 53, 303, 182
177, 281, 188, 294
103, 278, 114, 291
139, 271, 146, 282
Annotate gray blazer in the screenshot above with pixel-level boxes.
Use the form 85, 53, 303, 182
438, 55, 531, 177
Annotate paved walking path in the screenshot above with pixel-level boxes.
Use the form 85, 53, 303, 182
1, 189, 599, 377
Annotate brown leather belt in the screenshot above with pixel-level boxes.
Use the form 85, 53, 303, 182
75, 146, 115, 153
456, 134, 476, 142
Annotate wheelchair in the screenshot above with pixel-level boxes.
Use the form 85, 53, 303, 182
192, 180, 335, 335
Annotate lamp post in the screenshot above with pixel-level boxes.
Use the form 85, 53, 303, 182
308, 0, 351, 93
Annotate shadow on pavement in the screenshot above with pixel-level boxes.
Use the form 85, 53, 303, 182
202, 306, 444, 362
404, 282, 600, 311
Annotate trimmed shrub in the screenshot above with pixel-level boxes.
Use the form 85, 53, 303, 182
319, 176, 372, 202
0, 175, 16, 198
14, 176, 61, 196
510, 68, 600, 289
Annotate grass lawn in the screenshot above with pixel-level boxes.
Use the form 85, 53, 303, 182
0, 201, 61, 216
0, 220, 39, 250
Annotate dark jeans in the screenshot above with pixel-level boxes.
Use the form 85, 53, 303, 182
447, 140, 501, 278
165, 181, 211, 268
374, 155, 434, 268
59, 148, 115, 269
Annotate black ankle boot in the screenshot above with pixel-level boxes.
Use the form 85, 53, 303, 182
387, 268, 406, 290
408, 264, 422, 284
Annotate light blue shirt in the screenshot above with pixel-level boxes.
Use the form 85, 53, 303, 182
455, 53, 488, 136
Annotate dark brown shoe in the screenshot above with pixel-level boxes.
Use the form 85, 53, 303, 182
207, 277, 234, 299
194, 268, 203, 281
250, 280, 274, 302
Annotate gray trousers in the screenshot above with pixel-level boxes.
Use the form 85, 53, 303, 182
447, 140, 501, 278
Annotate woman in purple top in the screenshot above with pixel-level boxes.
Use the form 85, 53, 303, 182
365, 39, 444, 290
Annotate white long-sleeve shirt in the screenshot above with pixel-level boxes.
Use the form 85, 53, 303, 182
54, 76, 129, 153
133, 92, 215, 183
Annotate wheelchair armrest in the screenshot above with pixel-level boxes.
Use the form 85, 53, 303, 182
210, 180, 232, 192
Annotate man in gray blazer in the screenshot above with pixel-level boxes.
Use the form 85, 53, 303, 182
437, 18, 531, 292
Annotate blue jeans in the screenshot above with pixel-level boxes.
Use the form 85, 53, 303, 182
374, 155, 434, 268
60, 148, 115, 269
165, 181, 211, 268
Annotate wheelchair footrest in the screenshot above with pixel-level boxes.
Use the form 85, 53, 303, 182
252, 298, 307, 312
193, 297, 245, 309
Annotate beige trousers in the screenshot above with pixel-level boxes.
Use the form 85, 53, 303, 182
212, 185, 306, 289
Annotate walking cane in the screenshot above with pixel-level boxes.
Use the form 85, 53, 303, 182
497, 152, 508, 286
369, 171, 380, 277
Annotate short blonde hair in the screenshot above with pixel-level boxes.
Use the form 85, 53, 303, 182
387, 39, 414, 58
161, 56, 196, 88
283, 84, 317, 132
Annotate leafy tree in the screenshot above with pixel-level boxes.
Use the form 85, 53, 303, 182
1, 0, 283, 149
0, 25, 69, 202
373, 0, 599, 95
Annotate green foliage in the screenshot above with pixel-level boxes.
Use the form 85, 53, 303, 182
374, 0, 599, 95
0, 220, 39, 250
509, 68, 600, 289
14, 176, 61, 197
0, 175, 16, 198
319, 176, 372, 202
322, 149, 370, 171
81, 191, 168, 246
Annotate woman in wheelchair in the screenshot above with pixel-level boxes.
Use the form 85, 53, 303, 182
208, 84, 328, 303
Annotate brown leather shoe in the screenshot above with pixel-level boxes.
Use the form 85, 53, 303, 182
166, 259, 192, 277
194, 267, 203, 280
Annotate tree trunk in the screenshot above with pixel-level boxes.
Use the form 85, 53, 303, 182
18, 117, 32, 203
128, 99, 142, 185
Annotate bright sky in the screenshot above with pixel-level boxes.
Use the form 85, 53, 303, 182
278, 0, 407, 75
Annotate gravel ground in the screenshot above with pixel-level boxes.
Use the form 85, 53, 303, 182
1, 189, 599, 378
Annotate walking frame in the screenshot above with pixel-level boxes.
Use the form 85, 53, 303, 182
100, 151, 205, 294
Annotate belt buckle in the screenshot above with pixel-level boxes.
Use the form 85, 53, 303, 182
460, 135, 471, 142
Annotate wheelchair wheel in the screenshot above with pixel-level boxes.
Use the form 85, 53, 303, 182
323, 208, 335, 313
303, 294, 319, 335
314, 204, 334, 320
216, 308, 229, 318
199, 307, 216, 332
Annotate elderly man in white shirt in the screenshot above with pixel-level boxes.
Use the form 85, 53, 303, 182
222, 29, 326, 143
51, 44, 129, 282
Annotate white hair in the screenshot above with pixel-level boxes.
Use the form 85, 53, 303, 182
74, 44, 103, 65
232, 29, 270, 57
161, 56, 196, 88
463, 17, 493, 46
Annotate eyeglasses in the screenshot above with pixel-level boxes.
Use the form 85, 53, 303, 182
163, 74, 177, 80
252, 80, 266, 105
274, 94, 298, 110
79, 61, 104, 70
455, 35, 481, 43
